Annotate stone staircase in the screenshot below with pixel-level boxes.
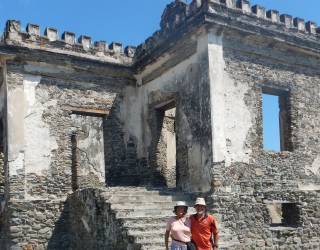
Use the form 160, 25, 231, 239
98, 187, 239, 250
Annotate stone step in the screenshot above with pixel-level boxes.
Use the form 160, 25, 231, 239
104, 194, 191, 203
127, 227, 164, 236
126, 226, 236, 247
99, 186, 236, 249
103, 188, 189, 194
124, 222, 167, 229
140, 243, 166, 250
115, 208, 196, 218
112, 206, 196, 215
129, 231, 164, 239
117, 215, 172, 223
134, 234, 164, 244
120, 216, 169, 227
125, 226, 165, 235
116, 209, 173, 218
110, 202, 194, 210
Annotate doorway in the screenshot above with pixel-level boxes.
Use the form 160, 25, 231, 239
153, 101, 177, 188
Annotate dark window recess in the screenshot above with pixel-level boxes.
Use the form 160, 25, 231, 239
282, 203, 300, 227
71, 132, 79, 191
267, 203, 300, 227
262, 88, 293, 152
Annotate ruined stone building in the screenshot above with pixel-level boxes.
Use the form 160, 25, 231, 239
0, 0, 320, 249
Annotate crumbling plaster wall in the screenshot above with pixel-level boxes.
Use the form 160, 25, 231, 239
71, 114, 105, 188
124, 31, 213, 192
219, 30, 320, 191
6, 70, 115, 200
208, 29, 253, 166
207, 30, 320, 249
2, 55, 134, 249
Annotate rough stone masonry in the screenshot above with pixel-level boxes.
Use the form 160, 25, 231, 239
0, 0, 320, 249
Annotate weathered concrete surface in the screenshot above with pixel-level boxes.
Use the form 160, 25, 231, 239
208, 30, 252, 166
23, 75, 58, 178
207, 26, 320, 249
71, 114, 105, 187
126, 31, 213, 192
1, 43, 136, 249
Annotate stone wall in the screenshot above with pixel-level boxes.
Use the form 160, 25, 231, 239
6, 68, 122, 199
0, 153, 4, 196
1, 50, 137, 249
125, 31, 214, 192
206, 29, 320, 249
68, 189, 131, 250
3, 199, 69, 250
0, 0, 320, 248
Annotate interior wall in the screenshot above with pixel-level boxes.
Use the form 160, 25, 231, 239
124, 32, 214, 192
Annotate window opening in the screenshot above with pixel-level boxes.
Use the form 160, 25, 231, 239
267, 202, 300, 227
262, 89, 292, 151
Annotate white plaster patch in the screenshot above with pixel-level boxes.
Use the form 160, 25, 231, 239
306, 156, 320, 175
9, 152, 24, 176
23, 75, 58, 175
223, 71, 252, 166
122, 86, 144, 157
24, 75, 40, 112
71, 115, 105, 183
208, 31, 226, 163
208, 30, 252, 165
298, 183, 320, 191
8, 87, 24, 161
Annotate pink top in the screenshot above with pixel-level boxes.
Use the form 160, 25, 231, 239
166, 216, 191, 244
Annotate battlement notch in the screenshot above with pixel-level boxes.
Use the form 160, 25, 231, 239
3, 20, 136, 63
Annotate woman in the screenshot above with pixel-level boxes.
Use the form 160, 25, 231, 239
165, 201, 191, 250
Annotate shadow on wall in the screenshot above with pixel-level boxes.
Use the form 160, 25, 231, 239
47, 200, 71, 250
48, 188, 130, 250
104, 95, 153, 187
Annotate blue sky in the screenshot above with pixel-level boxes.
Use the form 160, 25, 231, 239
1, 0, 318, 151
0, 0, 319, 47
262, 94, 280, 151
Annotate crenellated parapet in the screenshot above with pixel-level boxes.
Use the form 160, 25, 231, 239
227, 0, 319, 33
3, 20, 136, 65
135, 0, 320, 62
2, 1, 320, 66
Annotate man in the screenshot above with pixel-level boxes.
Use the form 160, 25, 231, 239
190, 198, 219, 250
